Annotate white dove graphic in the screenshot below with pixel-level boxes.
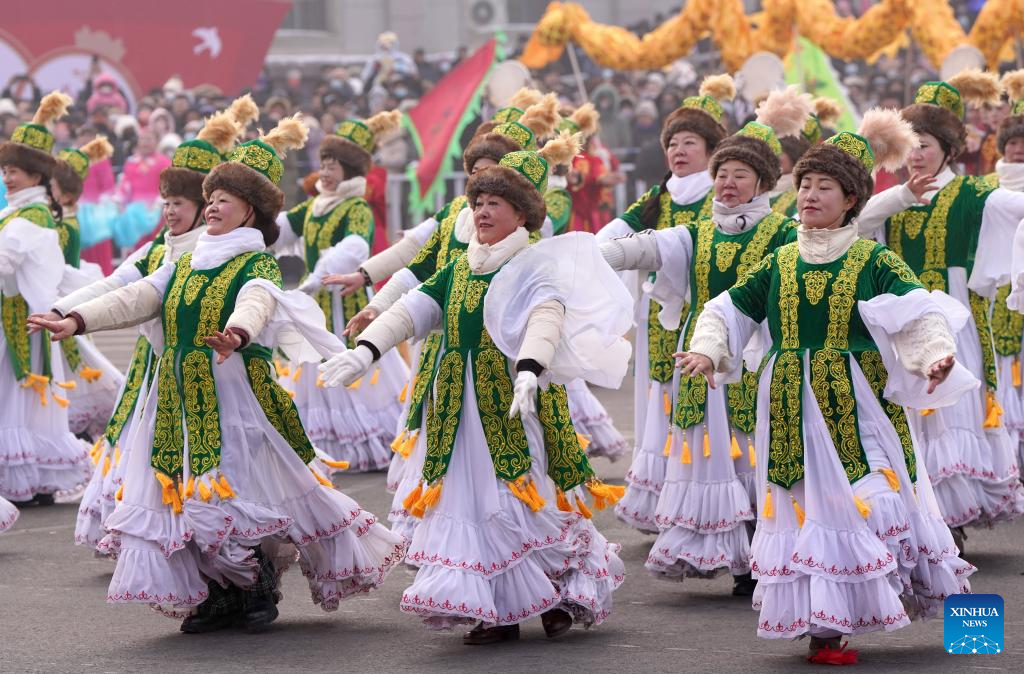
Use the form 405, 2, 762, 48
192, 27, 222, 58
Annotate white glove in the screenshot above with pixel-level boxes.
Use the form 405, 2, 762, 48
508, 370, 538, 419
318, 344, 373, 387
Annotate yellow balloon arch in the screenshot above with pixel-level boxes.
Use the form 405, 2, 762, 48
519, 0, 1024, 74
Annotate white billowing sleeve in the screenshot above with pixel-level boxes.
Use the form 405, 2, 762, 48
0, 219, 68, 312
858, 288, 978, 408
298, 235, 371, 294
1009, 217, 1024, 311
225, 285, 276, 343
599, 229, 663, 271
73, 280, 164, 333
361, 218, 437, 282
516, 300, 565, 368
366, 267, 419, 313
688, 291, 762, 386
539, 216, 554, 240
856, 184, 917, 237
970, 188, 1024, 298
272, 212, 303, 257
53, 246, 149, 315
595, 217, 634, 243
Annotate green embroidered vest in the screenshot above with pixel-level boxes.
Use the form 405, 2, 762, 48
621, 184, 713, 383
770, 189, 798, 218
1, 203, 57, 381
56, 214, 84, 371
287, 196, 374, 348
884, 176, 998, 389
674, 212, 796, 433
729, 240, 921, 489
102, 243, 166, 446
992, 284, 1024, 358
152, 251, 313, 479
544, 187, 572, 236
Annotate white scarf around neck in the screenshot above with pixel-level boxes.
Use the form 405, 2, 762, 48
312, 176, 367, 217
547, 174, 568, 190
770, 173, 794, 198
996, 159, 1024, 192
666, 170, 713, 206
0, 185, 48, 220
712, 192, 772, 234
797, 222, 859, 264
164, 224, 207, 263
467, 226, 529, 274
190, 227, 265, 270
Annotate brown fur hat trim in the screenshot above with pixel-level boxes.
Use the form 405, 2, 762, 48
780, 135, 812, 165
51, 159, 84, 201
793, 143, 873, 220
997, 115, 1024, 154
709, 135, 782, 192
0, 142, 56, 178
900, 103, 966, 159
660, 107, 728, 153
463, 132, 524, 174
465, 165, 546, 232
319, 135, 371, 177
160, 166, 206, 206
202, 162, 284, 246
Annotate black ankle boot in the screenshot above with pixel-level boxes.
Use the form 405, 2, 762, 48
463, 622, 520, 645
732, 572, 757, 596
240, 546, 279, 632
181, 580, 242, 634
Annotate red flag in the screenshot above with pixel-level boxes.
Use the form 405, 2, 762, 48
405, 40, 497, 214
0, 0, 291, 102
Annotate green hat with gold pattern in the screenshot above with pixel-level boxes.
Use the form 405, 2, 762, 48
660, 74, 735, 151
321, 110, 402, 178
0, 91, 72, 178
161, 109, 245, 204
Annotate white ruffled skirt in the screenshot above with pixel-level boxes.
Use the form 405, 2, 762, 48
0, 331, 89, 501
565, 378, 629, 461
63, 336, 125, 439
102, 354, 407, 616
751, 352, 974, 640
0, 495, 18, 532
399, 366, 623, 629
645, 379, 756, 580
994, 353, 1024, 475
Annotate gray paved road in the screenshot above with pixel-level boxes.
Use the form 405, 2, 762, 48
1, 375, 1021, 673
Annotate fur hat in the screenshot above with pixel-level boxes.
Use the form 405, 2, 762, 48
902, 72, 999, 160
203, 114, 309, 246
0, 91, 72, 177
321, 109, 401, 177
53, 136, 114, 201
709, 132, 782, 192
161, 108, 245, 205
462, 132, 524, 175
660, 74, 734, 151
794, 108, 917, 221
466, 131, 581, 232
998, 70, 1024, 154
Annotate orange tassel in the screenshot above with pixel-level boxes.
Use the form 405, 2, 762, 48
310, 468, 333, 488
398, 380, 410, 403
80, 366, 102, 383
184, 476, 195, 500
1014, 357, 1022, 388
101, 456, 111, 477
792, 497, 806, 528
411, 481, 442, 517
321, 458, 350, 470
55, 379, 76, 390
292, 365, 302, 382
115, 484, 124, 501
52, 393, 68, 408
198, 480, 212, 502
399, 431, 418, 459
748, 441, 756, 467
403, 482, 424, 513
155, 472, 182, 514
763, 486, 774, 518
663, 431, 673, 457
576, 495, 593, 519
315, 374, 325, 388
703, 431, 710, 458
587, 480, 625, 510
348, 377, 363, 390
285, 389, 296, 399
390, 430, 407, 453
524, 480, 546, 511
113, 445, 122, 465
854, 495, 871, 519
730, 435, 742, 460
880, 468, 900, 492
576, 432, 591, 452
681, 437, 692, 464
370, 368, 381, 385
983, 390, 1003, 428
663, 391, 671, 415
920, 408, 935, 417
556, 489, 573, 512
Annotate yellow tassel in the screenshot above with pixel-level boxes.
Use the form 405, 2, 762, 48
198, 480, 212, 502
854, 495, 871, 519
880, 468, 900, 492
273, 359, 290, 378
403, 482, 424, 513
576, 495, 593, 519
576, 432, 591, 452
663, 391, 671, 415
398, 431, 418, 460
155, 472, 182, 513
730, 435, 742, 460
703, 431, 710, 458
556, 489, 573, 512
390, 430, 407, 453
53, 393, 69, 407
920, 408, 935, 417
321, 458, 350, 470
411, 481, 442, 517
292, 365, 302, 382
80, 366, 102, 383
102, 456, 111, 477
114, 445, 122, 465
681, 437, 692, 464
763, 487, 774, 518
983, 390, 1003, 428
398, 381, 409, 403
90, 440, 103, 465
587, 480, 625, 510
184, 476, 195, 500
663, 431, 673, 457
177, 479, 186, 504
524, 480, 546, 511
348, 377, 363, 390
508, 478, 533, 510
315, 374, 325, 388
55, 380, 76, 390
792, 497, 806, 528
285, 389, 296, 399
1014, 357, 1022, 388
115, 484, 124, 501
310, 468, 333, 488
370, 368, 381, 385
